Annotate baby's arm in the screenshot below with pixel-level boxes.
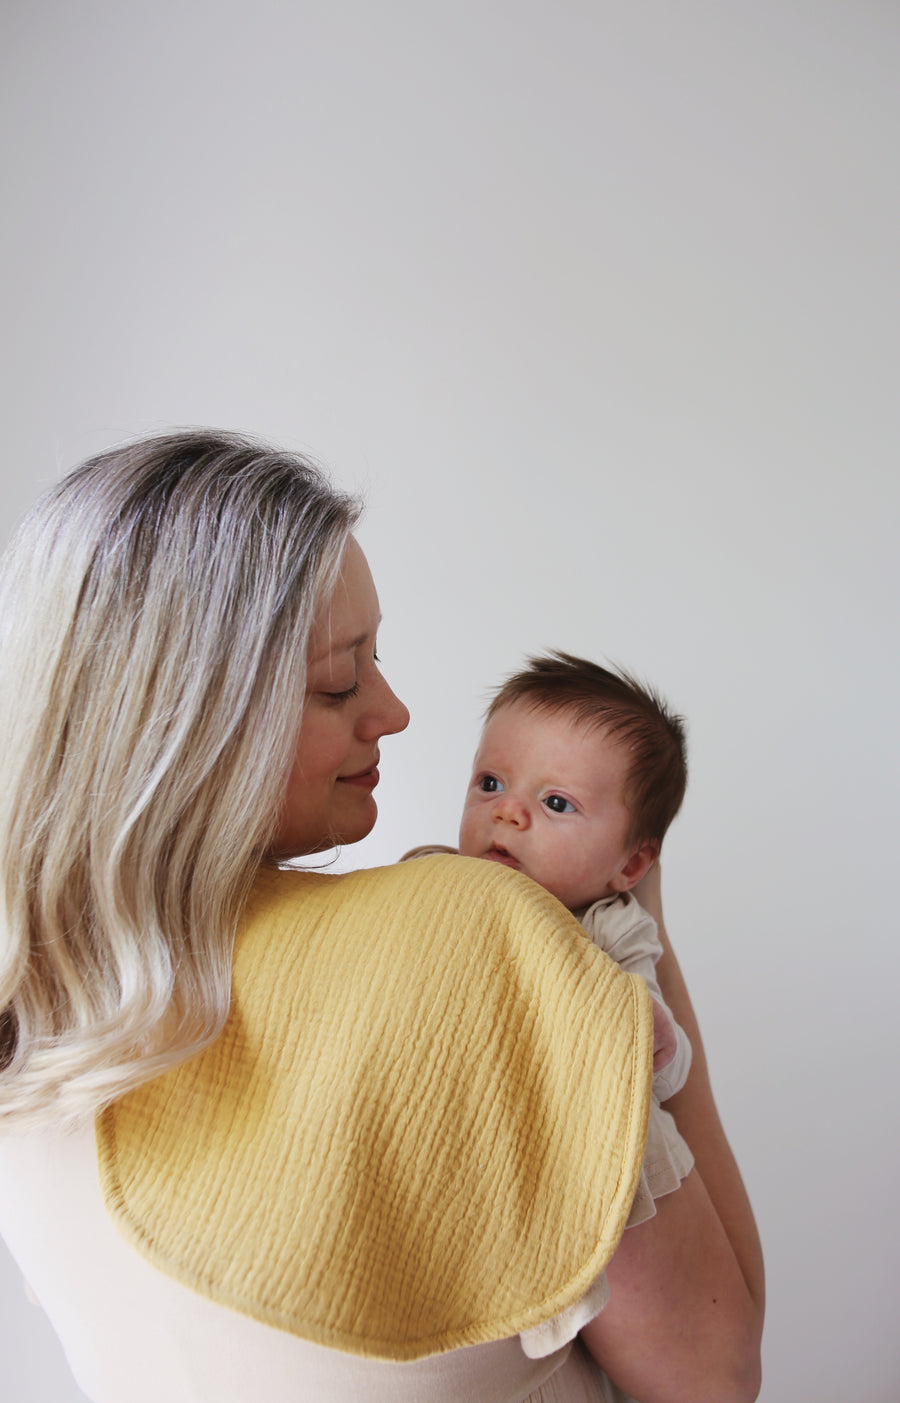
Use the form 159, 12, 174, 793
624, 943, 692, 1102
650, 997, 679, 1077
582, 897, 692, 1101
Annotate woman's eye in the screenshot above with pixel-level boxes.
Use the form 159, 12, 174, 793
543, 794, 575, 814
478, 774, 504, 794
324, 681, 361, 704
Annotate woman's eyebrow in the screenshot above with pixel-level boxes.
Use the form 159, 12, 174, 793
309, 619, 382, 665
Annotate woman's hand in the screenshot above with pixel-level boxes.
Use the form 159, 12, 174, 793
581, 863, 765, 1403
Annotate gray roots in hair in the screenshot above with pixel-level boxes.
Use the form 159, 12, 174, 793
0, 428, 360, 1128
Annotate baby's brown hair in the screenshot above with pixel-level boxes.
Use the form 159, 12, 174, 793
486, 651, 687, 849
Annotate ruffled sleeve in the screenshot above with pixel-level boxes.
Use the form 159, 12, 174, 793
623, 1101, 694, 1228
519, 1102, 693, 1358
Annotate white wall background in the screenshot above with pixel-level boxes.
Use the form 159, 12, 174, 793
1, 3, 898, 1399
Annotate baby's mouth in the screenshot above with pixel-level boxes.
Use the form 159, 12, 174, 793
485, 844, 521, 871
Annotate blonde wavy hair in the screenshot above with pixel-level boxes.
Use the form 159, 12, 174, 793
0, 428, 360, 1129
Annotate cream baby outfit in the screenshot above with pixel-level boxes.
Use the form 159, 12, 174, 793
576, 890, 691, 1103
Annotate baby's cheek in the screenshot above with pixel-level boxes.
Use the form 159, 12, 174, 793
457, 812, 478, 856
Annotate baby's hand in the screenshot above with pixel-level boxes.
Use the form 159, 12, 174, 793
651, 997, 677, 1073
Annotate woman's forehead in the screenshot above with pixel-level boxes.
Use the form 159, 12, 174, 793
308, 537, 380, 662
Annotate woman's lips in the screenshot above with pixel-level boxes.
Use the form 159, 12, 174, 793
338, 765, 380, 790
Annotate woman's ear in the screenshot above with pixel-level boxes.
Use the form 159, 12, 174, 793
609, 839, 660, 893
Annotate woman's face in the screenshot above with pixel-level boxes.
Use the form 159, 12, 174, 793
272, 537, 410, 856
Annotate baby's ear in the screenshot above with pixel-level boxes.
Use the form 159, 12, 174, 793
610, 839, 659, 893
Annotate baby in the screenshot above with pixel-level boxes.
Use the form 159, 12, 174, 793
407, 651, 691, 1102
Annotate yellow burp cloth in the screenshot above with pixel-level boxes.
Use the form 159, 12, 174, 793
97, 856, 653, 1359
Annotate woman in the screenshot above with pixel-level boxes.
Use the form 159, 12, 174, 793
0, 429, 763, 1402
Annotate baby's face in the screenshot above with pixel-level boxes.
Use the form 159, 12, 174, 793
458, 702, 643, 911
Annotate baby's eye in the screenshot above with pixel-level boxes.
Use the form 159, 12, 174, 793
478, 774, 504, 794
543, 794, 576, 814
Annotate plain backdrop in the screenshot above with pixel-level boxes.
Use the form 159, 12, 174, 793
1, 4, 898, 1400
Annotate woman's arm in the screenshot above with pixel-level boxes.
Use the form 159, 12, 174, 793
580, 865, 764, 1403
635, 863, 765, 1320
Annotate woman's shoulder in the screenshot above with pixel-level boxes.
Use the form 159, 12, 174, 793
246, 856, 595, 962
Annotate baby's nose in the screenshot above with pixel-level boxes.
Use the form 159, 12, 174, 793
493, 793, 530, 828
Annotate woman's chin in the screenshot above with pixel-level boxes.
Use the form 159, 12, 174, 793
270, 796, 379, 859
313, 799, 379, 853
339, 799, 378, 847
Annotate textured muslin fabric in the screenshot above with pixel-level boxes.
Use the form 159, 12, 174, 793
97, 856, 653, 1361
402, 848, 691, 1105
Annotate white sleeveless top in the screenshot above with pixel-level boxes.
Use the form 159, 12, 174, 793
0, 1101, 691, 1403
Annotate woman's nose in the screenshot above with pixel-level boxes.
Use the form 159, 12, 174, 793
384, 686, 411, 737
360, 675, 410, 740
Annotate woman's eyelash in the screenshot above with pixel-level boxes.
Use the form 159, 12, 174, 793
320, 646, 378, 703
326, 682, 361, 703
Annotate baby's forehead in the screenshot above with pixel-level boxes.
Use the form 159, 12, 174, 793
480, 699, 625, 756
